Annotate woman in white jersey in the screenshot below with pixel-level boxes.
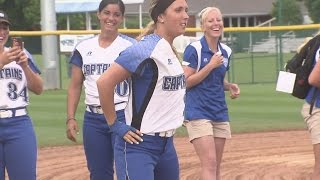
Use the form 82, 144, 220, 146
66, 0, 136, 179
182, 7, 240, 180
97, 0, 189, 179
0, 10, 43, 180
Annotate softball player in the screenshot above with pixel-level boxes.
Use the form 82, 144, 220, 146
182, 7, 240, 180
66, 1, 136, 179
0, 10, 43, 180
97, 0, 189, 179
302, 46, 320, 179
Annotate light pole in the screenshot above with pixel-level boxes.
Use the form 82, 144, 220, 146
40, 0, 61, 89
278, 0, 284, 70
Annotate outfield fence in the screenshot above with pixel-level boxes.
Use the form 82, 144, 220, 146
9, 24, 320, 89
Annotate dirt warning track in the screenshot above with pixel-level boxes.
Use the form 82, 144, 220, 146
36, 130, 313, 180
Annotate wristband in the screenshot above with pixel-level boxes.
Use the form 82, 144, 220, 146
109, 121, 137, 138
66, 117, 76, 124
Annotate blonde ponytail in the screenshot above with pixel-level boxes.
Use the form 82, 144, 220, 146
171, 46, 182, 61
136, 21, 156, 41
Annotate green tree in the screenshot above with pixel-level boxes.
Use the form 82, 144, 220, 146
124, 15, 151, 29
304, 0, 320, 23
56, 13, 87, 30
271, 0, 303, 25
0, 0, 40, 30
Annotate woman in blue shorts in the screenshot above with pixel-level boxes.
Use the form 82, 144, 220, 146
0, 10, 43, 180
97, 0, 189, 179
66, 0, 136, 179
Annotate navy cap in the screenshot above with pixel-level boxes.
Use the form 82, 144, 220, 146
0, 10, 10, 25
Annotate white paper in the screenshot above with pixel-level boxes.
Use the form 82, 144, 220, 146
276, 71, 296, 93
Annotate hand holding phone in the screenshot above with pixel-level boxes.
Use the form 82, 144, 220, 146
12, 37, 23, 50
11, 37, 24, 64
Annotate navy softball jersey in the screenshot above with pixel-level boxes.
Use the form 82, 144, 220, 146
0, 48, 40, 180
183, 36, 232, 121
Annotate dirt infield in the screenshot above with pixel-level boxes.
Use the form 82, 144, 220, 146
36, 130, 314, 180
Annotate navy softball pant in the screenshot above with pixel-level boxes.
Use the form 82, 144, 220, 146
114, 134, 179, 180
0, 115, 37, 180
83, 109, 125, 180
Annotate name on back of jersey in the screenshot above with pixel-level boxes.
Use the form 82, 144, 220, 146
83, 63, 111, 76
162, 74, 186, 91
0, 68, 23, 80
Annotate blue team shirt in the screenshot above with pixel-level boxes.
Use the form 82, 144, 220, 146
183, 36, 232, 121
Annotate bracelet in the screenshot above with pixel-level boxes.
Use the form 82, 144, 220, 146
66, 117, 76, 124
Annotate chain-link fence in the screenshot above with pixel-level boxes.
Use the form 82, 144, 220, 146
11, 25, 320, 89
224, 28, 318, 84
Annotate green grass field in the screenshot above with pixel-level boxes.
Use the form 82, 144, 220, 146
28, 53, 306, 147
29, 83, 306, 147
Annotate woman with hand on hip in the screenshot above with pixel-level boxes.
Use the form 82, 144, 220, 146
182, 7, 240, 180
97, 0, 189, 179
66, 0, 136, 179
0, 10, 43, 180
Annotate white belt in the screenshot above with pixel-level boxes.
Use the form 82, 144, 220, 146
115, 102, 127, 111
0, 108, 27, 118
146, 129, 176, 138
86, 106, 103, 114
86, 103, 127, 114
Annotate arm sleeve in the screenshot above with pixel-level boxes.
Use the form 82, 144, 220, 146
116, 45, 149, 76
24, 49, 41, 74
69, 49, 82, 68
182, 45, 198, 70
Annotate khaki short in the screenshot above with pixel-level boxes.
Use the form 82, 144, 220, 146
301, 102, 320, 144
184, 119, 231, 142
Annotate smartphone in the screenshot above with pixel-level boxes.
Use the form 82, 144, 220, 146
11, 37, 23, 50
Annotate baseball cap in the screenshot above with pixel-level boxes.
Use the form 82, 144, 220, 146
0, 10, 10, 25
